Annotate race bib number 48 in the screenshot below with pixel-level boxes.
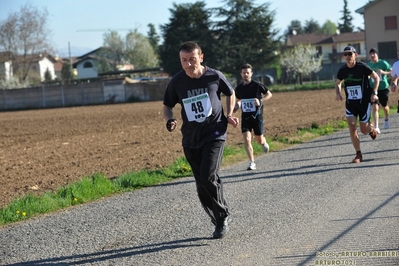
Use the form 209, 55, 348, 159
183, 93, 212, 123
346, 85, 362, 100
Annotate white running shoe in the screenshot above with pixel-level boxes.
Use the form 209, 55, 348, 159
375, 127, 381, 134
384, 119, 389, 129
247, 161, 256, 170
262, 142, 269, 153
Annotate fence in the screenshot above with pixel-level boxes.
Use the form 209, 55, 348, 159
0, 78, 170, 111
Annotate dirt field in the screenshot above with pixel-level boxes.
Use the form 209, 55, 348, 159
1, 89, 396, 208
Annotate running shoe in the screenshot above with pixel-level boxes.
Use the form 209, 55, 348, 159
247, 161, 256, 170
262, 142, 269, 153
384, 119, 389, 129
352, 152, 363, 163
369, 124, 377, 140
213, 217, 229, 239
375, 127, 381, 134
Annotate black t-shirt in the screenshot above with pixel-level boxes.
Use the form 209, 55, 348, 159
337, 62, 373, 103
235, 80, 269, 118
163, 66, 234, 149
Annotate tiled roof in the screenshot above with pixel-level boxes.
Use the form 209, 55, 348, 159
286, 32, 365, 46
0, 52, 13, 63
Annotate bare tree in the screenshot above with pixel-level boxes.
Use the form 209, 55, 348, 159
280, 44, 323, 85
0, 3, 53, 83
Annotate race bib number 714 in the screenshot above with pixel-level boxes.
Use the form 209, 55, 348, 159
346, 85, 362, 100
182, 93, 212, 123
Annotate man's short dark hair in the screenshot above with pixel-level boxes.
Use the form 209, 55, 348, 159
241, 63, 252, 71
179, 41, 202, 54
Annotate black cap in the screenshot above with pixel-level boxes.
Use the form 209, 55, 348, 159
369, 48, 378, 54
343, 46, 357, 54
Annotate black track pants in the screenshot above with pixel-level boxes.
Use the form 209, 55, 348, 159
183, 140, 230, 225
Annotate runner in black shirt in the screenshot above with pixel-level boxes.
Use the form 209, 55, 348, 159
163, 41, 239, 239
234, 63, 272, 170
336, 46, 380, 163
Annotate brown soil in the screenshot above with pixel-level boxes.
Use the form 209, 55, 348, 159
0, 89, 395, 208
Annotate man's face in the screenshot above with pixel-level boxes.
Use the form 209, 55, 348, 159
240, 68, 253, 83
370, 52, 379, 62
343, 51, 357, 65
179, 49, 203, 78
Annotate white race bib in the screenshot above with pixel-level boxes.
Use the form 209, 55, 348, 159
182, 93, 212, 122
241, 99, 257, 113
346, 85, 362, 100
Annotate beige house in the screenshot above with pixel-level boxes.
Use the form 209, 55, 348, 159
286, 32, 366, 64
356, 0, 399, 63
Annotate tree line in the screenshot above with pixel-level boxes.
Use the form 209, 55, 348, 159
0, 0, 366, 88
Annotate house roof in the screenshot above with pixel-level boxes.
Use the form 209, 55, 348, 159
77, 47, 102, 59
0, 52, 13, 63
355, 0, 378, 14
286, 32, 365, 46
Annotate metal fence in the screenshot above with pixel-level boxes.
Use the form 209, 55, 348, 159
0, 79, 170, 111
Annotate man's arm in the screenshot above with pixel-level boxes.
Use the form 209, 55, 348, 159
391, 75, 398, 92
261, 91, 272, 103
225, 92, 239, 127
369, 71, 380, 92
369, 71, 380, 102
335, 79, 343, 101
163, 105, 177, 132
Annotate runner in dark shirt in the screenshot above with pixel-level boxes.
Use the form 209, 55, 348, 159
234, 63, 272, 170
163, 41, 239, 239
336, 46, 380, 163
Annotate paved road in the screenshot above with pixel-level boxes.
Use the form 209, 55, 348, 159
1, 115, 398, 266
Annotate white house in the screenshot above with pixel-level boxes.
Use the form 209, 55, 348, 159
0, 52, 13, 81
73, 47, 134, 79
34, 54, 57, 81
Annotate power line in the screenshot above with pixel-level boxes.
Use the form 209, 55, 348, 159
76, 28, 133, 32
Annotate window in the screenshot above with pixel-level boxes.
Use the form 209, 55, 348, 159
348, 43, 361, 54
83, 61, 93, 68
385, 16, 397, 30
378, 41, 398, 60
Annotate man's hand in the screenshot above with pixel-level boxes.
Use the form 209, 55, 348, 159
391, 83, 397, 92
166, 119, 177, 132
227, 116, 239, 128
371, 94, 379, 103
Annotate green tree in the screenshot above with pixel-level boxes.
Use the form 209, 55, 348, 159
98, 30, 158, 73
304, 19, 321, 34
147, 23, 160, 55
0, 3, 53, 82
320, 20, 338, 35
280, 44, 323, 85
211, 0, 280, 80
159, 2, 215, 75
61, 62, 74, 84
338, 0, 354, 33
125, 30, 159, 68
44, 68, 52, 82
285, 20, 304, 36
99, 31, 125, 72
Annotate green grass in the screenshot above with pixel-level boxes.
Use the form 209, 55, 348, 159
0, 103, 397, 226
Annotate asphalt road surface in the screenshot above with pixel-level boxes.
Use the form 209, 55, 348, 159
1, 115, 398, 266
